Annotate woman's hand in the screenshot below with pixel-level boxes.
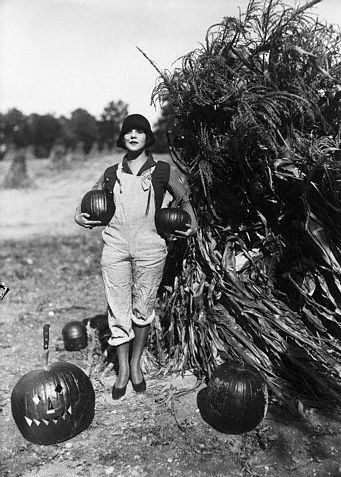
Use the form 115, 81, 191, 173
168, 223, 197, 241
74, 212, 102, 229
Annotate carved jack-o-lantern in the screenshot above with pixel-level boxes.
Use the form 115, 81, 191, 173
11, 324, 95, 445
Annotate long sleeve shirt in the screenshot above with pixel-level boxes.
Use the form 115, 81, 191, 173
75, 155, 197, 230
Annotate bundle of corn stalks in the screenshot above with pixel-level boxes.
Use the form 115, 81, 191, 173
142, 0, 341, 410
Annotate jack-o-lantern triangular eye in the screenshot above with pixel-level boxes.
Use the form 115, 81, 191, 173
55, 384, 63, 393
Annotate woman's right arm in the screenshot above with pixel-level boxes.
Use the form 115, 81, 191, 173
74, 173, 105, 228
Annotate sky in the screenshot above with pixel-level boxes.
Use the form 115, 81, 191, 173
1, 0, 341, 127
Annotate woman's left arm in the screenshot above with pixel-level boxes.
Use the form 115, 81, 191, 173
167, 167, 198, 239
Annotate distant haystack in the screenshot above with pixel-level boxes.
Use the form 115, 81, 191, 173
0, 143, 8, 161
49, 143, 68, 170
100, 143, 111, 158
87, 142, 100, 159
70, 142, 86, 162
2, 150, 36, 189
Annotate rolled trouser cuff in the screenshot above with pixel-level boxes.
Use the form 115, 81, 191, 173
132, 309, 155, 327
108, 327, 135, 346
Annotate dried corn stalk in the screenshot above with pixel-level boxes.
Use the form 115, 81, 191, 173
145, 0, 341, 409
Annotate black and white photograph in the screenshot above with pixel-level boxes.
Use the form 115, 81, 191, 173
1, 0, 341, 476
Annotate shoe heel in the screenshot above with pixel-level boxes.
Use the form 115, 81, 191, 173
112, 384, 127, 400
132, 377, 146, 393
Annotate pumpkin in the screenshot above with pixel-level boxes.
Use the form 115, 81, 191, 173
197, 362, 268, 434
80, 189, 115, 225
155, 207, 191, 235
62, 320, 88, 351
11, 324, 95, 445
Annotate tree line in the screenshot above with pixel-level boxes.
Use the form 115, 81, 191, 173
0, 100, 170, 158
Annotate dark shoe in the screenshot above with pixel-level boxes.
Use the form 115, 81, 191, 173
132, 377, 146, 393
112, 384, 127, 400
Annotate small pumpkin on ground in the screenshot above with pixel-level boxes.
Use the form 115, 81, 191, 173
197, 361, 268, 434
11, 324, 95, 445
62, 320, 88, 351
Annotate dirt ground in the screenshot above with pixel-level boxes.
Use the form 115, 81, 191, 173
1, 154, 341, 477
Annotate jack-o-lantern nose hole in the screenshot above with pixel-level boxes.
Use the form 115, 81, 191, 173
32, 394, 41, 405
55, 384, 63, 393
47, 397, 54, 410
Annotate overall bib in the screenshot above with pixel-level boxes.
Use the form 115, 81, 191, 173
101, 163, 167, 346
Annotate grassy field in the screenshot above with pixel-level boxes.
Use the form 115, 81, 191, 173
1, 153, 341, 477
0, 153, 122, 240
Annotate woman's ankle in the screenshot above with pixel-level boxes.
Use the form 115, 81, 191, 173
130, 361, 143, 384
115, 369, 130, 388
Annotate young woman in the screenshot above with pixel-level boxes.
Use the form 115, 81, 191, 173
75, 114, 197, 399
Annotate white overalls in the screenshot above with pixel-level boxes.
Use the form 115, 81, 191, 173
101, 163, 167, 346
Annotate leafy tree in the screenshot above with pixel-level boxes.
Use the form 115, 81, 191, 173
57, 115, 75, 150
0, 114, 6, 159
97, 100, 129, 150
69, 108, 98, 153
28, 113, 62, 158
0, 113, 4, 137
2, 108, 30, 148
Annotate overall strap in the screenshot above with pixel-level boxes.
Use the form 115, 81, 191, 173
141, 166, 156, 216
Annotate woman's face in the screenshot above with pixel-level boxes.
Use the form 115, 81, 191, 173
124, 129, 147, 152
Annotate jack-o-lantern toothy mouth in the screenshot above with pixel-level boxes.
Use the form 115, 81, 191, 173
24, 406, 72, 427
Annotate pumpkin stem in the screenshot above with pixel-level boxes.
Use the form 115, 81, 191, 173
43, 323, 50, 366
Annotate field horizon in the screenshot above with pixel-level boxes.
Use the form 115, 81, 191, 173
0, 151, 169, 241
